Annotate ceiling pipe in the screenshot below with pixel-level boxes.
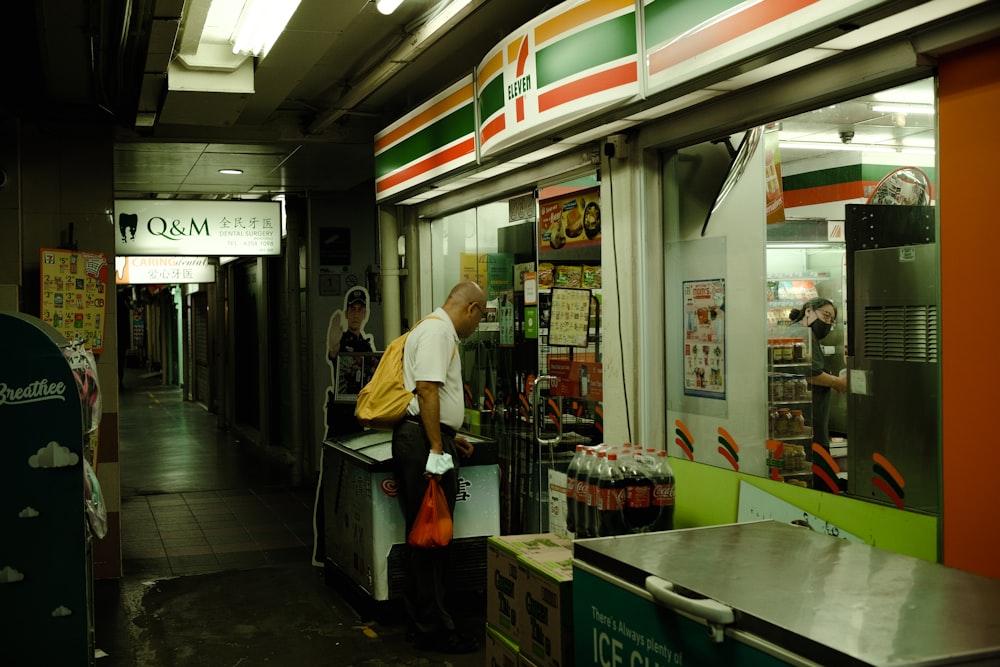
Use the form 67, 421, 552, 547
306, 0, 482, 135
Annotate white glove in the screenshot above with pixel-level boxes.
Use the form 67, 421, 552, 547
425, 451, 454, 475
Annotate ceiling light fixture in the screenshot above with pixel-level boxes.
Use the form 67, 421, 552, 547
375, 0, 405, 15
219, 169, 244, 175
779, 141, 935, 155
870, 103, 935, 115
231, 0, 303, 59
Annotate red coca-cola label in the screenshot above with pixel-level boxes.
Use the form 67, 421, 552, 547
598, 487, 625, 511
627, 486, 652, 508
576, 478, 589, 503
653, 483, 675, 506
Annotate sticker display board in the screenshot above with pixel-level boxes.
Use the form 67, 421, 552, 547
548, 288, 591, 348
40, 248, 109, 354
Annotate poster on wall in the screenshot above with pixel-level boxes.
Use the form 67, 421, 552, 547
682, 278, 726, 399
539, 187, 601, 252
39, 248, 109, 354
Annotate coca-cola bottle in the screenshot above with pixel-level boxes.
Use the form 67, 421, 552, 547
564, 445, 586, 535
575, 448, 596, 538
651, 450, 676, 531
584, 450, 607, 538
597, 453, 627, 537
623, 449, 656, 532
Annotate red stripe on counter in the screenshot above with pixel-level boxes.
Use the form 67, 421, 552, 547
718, 446, 739, 471
873, 477, 905, 509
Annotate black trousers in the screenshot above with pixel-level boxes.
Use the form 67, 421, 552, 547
391, 419, 460, 634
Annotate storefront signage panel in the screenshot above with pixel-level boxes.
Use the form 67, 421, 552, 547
374, 77, 477, 201
115, 256, 216, 284
477, 0, 639, 158
113, 200, 281, 256
644, 0, 887, 95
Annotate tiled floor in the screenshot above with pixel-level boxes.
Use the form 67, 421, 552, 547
117, 376, 315, 578
121, 488, 314, 577
93, 371, 486, 666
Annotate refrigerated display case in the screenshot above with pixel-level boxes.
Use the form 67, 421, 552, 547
573, 521, 1000, 666
321, 430, 499, 603
766, 329, 813, 487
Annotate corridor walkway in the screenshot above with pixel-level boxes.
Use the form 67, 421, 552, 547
93, 371, 486, 666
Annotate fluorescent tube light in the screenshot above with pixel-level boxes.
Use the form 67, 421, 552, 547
231, 0, 302, 59
219, 169, 244, 175
779, 141, 934, 156
870, 103, 935, 115
376, 0, 405, 15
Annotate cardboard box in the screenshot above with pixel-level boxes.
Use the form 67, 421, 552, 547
486, 623, 520, 667
518, 548, 574, 667
487, 534, 572, 641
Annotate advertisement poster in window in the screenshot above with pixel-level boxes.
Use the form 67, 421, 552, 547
683, 278, 726, 399
39, 248, 109, 353
538, 187, 601, 252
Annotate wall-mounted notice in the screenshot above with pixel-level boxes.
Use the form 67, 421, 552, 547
113, 199, 281, 256
683, 278, 726, 399
39, 248, 109, 353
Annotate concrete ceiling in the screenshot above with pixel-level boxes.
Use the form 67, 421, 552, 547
9, 0, 555, 200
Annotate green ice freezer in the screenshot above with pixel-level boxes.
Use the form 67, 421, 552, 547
573, 521, 1000, 666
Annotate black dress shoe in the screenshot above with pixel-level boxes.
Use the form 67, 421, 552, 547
415, 630, 479, 654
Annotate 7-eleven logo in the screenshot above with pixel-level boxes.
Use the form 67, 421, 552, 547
506, 34, 535, 124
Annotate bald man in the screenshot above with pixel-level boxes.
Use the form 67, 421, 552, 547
392, 281, 486, 654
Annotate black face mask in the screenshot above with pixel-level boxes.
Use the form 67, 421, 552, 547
810, 318, 832, 340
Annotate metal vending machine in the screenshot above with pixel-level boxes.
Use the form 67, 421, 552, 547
845, 204, 938, 512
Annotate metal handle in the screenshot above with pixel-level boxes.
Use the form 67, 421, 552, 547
532, 375, 562, 448
645, 575, 734, 643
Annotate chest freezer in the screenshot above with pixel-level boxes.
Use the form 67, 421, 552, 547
321, 430, 499, 601
573, 521, 1000, 666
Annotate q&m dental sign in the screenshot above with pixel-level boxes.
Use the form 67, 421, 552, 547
113, 200, 282, 256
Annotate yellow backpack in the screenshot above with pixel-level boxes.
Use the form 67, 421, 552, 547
355, 316, 442, 430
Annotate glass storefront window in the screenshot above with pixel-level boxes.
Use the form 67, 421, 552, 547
663, 77, 939, 511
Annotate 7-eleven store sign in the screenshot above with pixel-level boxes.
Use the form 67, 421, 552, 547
478, 0, 640, 159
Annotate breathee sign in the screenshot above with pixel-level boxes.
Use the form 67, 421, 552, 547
113, 200, 282, 256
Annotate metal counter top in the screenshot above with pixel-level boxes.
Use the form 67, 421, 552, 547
574, 521, 1000, 666
323, 429, 497, 472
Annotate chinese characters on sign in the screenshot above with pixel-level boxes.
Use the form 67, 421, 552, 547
39, 249, 109, 353
683, 278, 726, 399
113, 200, 282, 256
115, 256, 216, 284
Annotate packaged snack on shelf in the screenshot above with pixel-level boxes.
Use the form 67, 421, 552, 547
554, 265, 582, 288
582, 265, 601, 288
538, 262, 555, 288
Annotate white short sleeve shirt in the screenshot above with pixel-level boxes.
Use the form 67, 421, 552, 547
402, 308, 463, 430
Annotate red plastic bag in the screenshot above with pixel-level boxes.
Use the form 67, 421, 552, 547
407, 478, 453, 548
